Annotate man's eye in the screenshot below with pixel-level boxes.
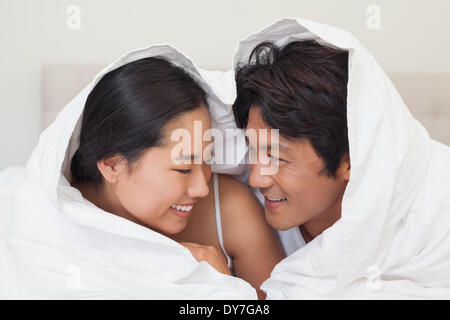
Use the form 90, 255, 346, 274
175, 169, 192, 174
268, 154, 286, 162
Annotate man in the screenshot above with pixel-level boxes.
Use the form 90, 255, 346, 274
232, 18, 450, 298
234, 39, 349, 250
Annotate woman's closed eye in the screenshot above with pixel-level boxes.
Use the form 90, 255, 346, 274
174, 169, 192, 175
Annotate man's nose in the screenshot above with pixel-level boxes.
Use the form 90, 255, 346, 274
248, 163, 273, 189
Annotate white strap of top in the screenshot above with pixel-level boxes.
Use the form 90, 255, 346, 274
213, 173, 233, 269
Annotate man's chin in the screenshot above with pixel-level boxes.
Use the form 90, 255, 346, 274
264, 208, 295, 231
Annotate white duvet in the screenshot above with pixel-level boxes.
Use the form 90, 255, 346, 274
0, 46, 255, 299
233, 18, 450, 299
1, 18, 449, 300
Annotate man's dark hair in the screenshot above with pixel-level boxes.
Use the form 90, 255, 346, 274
70, 57, 207, 185
233, 40, 349, 177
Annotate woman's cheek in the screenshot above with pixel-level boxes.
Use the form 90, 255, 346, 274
114, 178, 156, 218
134, 178, 182, 215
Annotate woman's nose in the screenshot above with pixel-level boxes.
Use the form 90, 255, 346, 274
248, 163, 273, 189
187, 166, 210, 199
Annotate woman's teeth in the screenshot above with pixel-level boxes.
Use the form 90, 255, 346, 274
266, 196, 287, 202
170, 204, 194, 212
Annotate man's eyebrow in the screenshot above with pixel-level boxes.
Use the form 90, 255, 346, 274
244, 136, 290, 153
261, 143, 290, 152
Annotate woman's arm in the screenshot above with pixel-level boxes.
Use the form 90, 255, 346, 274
218, 174, 286, 300
180, 241, 232, 276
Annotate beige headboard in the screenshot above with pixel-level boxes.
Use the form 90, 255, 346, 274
41, 65, 450, 146
389, 74, 450, 146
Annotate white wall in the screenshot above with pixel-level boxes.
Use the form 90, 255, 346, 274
1, 0, 450, 170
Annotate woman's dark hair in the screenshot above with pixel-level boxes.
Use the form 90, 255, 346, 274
70, 57, 208, 185
233, 40, 349, 178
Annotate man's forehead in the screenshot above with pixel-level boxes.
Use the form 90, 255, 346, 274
245, 107, 293, 153
246, 106, 270, 130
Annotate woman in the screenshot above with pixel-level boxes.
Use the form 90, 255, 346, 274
1, 46, 276, 299
68, 54, 285, 299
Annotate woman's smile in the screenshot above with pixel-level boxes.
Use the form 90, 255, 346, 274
169, 202, 195, 218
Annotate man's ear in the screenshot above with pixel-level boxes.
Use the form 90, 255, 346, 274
97, 155, 127, 184
339, 153, 351, 181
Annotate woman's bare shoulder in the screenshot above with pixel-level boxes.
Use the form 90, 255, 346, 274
217, 174, 262, 217
216, 174, 285, 298
216, 174, 269, 250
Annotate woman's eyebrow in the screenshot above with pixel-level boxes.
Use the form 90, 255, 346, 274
174, 154, 200, 162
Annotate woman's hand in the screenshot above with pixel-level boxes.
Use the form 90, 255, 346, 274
180, 242, 231, 276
